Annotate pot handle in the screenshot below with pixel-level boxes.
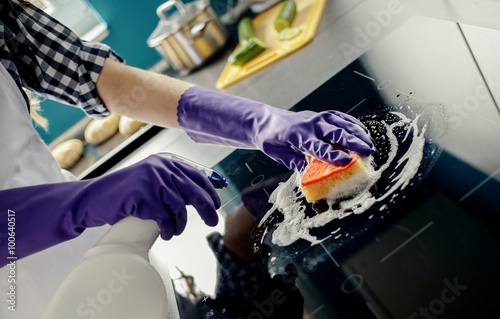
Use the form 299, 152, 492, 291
156, 0, 187, 21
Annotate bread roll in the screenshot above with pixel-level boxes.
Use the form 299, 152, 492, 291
84, 114, 120, 144
119, 116, 145, 136
51, 138, 84, 169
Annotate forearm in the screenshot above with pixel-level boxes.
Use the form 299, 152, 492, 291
96, 59, 194, 128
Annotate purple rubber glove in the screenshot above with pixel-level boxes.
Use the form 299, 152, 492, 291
178, 86, 373, 171
0, 155, 220, 267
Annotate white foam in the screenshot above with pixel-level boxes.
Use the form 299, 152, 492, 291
322, 156, 377, 200
260, 111, 429, 246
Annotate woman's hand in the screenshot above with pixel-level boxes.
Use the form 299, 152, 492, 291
0, 155, 221, 266
254, 109, 372, 171
84, 155, 221, 239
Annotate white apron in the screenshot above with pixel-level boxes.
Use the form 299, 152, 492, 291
0, 63, 109, 318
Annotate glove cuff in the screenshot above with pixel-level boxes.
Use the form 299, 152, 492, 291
177, 86, 267, 148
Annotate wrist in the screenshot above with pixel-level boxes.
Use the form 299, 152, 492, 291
177, 86, 264, 148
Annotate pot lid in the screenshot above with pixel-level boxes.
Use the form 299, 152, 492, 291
147, 0, 209, 47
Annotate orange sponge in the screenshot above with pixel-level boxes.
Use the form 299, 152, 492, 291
301, 154, 371, 203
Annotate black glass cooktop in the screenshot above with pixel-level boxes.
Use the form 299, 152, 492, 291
197, 18, 500, 319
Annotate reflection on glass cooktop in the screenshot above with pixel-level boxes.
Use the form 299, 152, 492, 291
179, 18, 500, 319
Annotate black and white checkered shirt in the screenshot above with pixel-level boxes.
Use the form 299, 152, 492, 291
0, 0, 123, 117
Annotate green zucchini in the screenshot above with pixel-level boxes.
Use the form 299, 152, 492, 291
228, 37, 267, 66
278, 27, 302, 41
238, 17, 255, 47
274, 0, 297, 32
229, 17, 267, 66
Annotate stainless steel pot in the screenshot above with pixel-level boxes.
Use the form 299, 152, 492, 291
147, 0, 228, 75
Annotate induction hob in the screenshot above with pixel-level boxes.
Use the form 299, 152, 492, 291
203, 17, 500, 319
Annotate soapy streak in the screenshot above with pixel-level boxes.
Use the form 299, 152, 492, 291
378, 113, 426, 201
260, 112, 427, 246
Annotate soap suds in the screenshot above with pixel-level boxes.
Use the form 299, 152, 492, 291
259, 105, 445, 247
